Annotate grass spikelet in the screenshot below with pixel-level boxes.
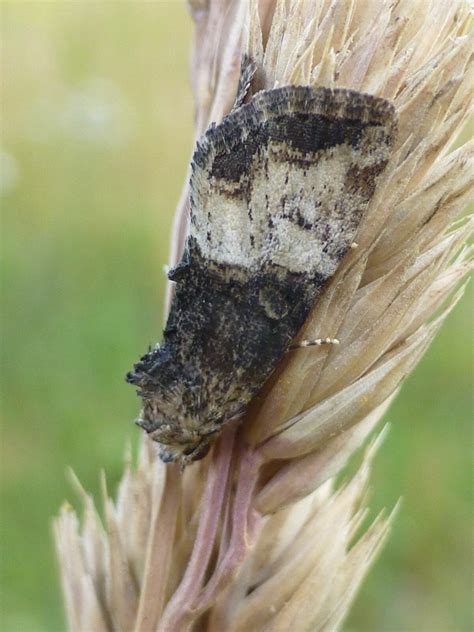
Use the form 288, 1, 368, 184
54, 1, 472, 629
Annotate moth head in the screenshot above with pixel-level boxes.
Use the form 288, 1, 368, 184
134, 395, 218, 466
136, 413, 213, 466
126, 349, 235, 466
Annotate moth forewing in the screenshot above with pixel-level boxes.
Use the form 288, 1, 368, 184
127, 86, 397, 466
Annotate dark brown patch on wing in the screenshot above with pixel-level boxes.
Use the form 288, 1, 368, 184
193, 86, 395, 187
346, 160, 389, 197
206, 114, 371, 183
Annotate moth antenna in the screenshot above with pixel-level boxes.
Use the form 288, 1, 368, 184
233, 54, 257, 109
289, 337, 340, 350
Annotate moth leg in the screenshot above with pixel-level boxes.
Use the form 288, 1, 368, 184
288, 337, 340, 351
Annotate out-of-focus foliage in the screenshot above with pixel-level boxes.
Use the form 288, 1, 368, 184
1, 3, 471, 631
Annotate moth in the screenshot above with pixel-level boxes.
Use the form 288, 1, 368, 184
127, 83, 396, 466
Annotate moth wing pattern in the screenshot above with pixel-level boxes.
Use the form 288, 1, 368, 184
190, 86, 396, 280
128, 86, 397, 465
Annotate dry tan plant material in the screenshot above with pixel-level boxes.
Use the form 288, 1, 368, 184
54, 1, 472, 630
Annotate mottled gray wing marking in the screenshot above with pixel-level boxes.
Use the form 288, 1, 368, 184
191, 86, 396, 279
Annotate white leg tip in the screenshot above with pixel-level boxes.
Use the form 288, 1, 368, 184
289, 337, 340, 350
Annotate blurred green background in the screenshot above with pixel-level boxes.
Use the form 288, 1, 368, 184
1, 3, 472, 631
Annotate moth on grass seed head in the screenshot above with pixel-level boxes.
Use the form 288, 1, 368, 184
127, 81, 397, 467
